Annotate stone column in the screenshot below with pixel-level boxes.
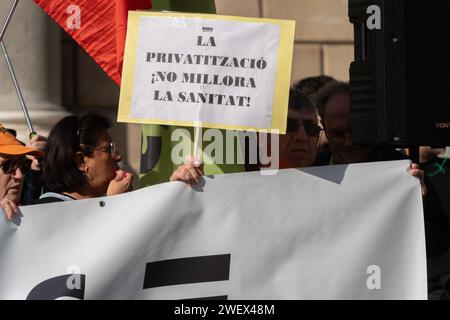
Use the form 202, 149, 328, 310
0, 0, 69, 142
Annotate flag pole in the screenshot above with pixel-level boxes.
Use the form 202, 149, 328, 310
1, 42, 35, 136
193, 118, 202, 165
0, 0, 36, 137
193, 124, 201, 161
0, 0, 19, 43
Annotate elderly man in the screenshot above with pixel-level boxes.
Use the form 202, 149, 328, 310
253, 89, 322, 171
315, 81, 373, 165
256, 88, 321, 170
0, 126, 43, 220
315, 81, 425, 186
278, 88, 322, 169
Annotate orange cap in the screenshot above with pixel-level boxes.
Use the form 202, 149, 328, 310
0, 126, 43, 158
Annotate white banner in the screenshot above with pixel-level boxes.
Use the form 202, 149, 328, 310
0, 160, 426, 299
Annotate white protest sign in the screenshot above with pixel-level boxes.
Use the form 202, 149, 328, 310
118, 12, 295, 133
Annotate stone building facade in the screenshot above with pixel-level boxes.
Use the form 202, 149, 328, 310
0, 0, 354, 178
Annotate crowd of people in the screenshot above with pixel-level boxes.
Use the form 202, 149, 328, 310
1, 75, 450, 299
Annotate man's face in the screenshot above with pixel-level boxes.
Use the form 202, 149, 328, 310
0, 155, 27, 204
279, 108, 321, 169
323, 92, 370, 164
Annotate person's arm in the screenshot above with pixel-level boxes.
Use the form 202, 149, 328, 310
1, 198, 18, 221
21, 135, 47, 205
26, 135, 47, 171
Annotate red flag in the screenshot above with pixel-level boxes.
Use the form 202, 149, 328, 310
34, 0, 152, 86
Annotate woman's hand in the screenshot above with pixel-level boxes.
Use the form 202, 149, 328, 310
26, 135, 47, 171
107, 170, 134, 196
170, 156, 204, 187
1, 198, 18, 221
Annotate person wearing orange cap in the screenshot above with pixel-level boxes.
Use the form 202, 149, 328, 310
0, 126, 43, 220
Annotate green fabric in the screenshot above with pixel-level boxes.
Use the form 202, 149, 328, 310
150, 0, 171, 10
139, 0, 245, 187
152, 0, 216, 13
140, 125, 246, 187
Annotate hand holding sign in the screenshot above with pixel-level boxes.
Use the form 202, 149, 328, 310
170, 155, 204, 187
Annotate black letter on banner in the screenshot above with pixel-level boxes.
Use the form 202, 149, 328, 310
143, 254, 230, 288
140, 134, 162, 174
27, 274, 86, 300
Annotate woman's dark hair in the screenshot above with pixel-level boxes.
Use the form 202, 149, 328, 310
43, 112, 112, 193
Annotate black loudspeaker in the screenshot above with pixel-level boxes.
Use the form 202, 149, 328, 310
349, 0, 450, 147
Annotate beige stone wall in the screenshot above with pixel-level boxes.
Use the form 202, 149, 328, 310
216, 0, 354, 83
0, 1, 69, 142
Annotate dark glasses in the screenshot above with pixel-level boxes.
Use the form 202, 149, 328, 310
0, 157, 32, 175
286, 118, 322, 137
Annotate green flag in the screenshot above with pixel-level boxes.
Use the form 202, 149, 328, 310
152, 0, 216, 12
139, 0, 246, 187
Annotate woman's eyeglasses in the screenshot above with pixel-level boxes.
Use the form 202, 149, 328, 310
81, 142, 117, 156
95, 142, 117, 155
0, 158, 32, 175
286, 118, 322, 138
